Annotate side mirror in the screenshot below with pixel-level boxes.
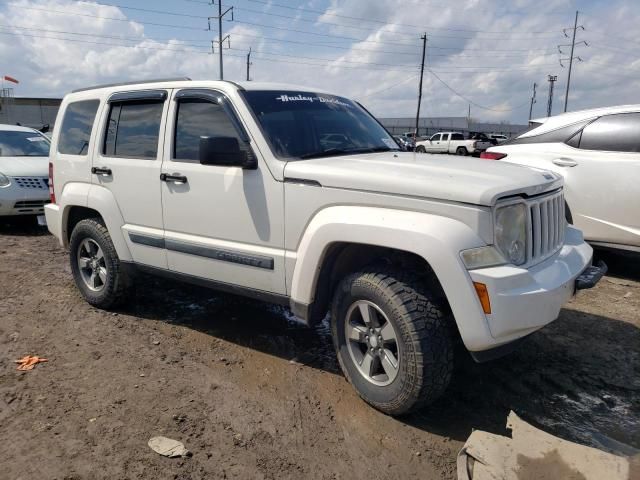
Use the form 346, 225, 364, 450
199, 136, 257, 169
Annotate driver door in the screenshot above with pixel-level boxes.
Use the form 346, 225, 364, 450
159, 88, 286, 294
425, 133, 441, 152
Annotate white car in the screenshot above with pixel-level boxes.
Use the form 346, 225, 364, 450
45, 79, 602, 415
0, 124, 51, 220
483, 105, 640, 253
415, 132, 492, 155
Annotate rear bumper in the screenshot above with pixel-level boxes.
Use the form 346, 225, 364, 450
466, 226, 598, 354
44, 203, 65, 246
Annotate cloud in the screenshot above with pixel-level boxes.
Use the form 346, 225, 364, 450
0, 0, 639, 124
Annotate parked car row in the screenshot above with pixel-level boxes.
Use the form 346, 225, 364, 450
4, 79, 633, 416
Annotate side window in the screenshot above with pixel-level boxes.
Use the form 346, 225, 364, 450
506, 120, 591, 146
441, 134, 450, 141
103, 101, 164, 158
57, 100, 100, 155
578, 113, 640, 153
431, 134, 441, 141
174, 99, 249, 162
451, 133, 464, 140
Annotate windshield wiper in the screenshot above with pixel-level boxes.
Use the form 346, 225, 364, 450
298, 146, 396, 160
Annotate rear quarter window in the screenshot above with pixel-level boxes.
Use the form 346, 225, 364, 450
577, 113, 640, 153
57, 100, 100, 155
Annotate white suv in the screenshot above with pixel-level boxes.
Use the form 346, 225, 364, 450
45, 79, 604, 415
484, 104, 640, 253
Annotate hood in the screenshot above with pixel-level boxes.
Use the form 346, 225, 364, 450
0, 156, 49, 177
283, 152, 562, 206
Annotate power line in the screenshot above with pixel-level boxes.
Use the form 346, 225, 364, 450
8, 4, 207, 31
243, 0, 561, 35
427, 69, 531, 112
356, 75, 420, 100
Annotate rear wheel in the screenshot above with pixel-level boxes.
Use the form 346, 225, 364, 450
69, 218, 129, 309
456, 147, 468, 156
415, 145, 426, 153
331, 269, 454, 415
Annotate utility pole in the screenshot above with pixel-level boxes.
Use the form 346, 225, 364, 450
246, 47, 252, 81
559, 10, 586, 112
414, 33, 427, 140
208, 1, 233, 80
547, 75, 557, 117
528, 82, 537, 121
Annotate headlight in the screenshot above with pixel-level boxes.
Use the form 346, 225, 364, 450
495, 203, 527, 266
0, 172, 10, 188
461, 246, 506, 270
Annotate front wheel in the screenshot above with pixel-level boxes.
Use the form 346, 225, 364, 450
415, 145, 426, 153
69, 218, 130, 309
331, 269, 453, 415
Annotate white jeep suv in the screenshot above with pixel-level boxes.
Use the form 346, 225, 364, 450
45, 79, 604, 414
483, 104, 640, 253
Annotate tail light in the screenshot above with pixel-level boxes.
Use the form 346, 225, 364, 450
48, 162, 56, 204
480, 151, 507, 160
473, 141, 478, 149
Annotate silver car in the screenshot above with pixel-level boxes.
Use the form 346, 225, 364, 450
0, 124, 51, 220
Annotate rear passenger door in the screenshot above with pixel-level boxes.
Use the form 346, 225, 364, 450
440, 133, 450, 153
93, 90, 169, 269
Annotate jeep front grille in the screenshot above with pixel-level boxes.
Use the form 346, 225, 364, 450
13, 177, 49, 189
528, 190, 565, 264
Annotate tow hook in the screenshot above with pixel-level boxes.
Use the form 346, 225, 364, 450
575, 260, 607, 291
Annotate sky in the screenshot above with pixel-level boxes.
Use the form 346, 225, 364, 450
0, 0, 638, 123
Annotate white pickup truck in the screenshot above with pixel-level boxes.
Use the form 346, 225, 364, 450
45, 79, 604, 415
415, 131, 492, 156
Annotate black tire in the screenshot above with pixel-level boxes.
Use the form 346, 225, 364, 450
69, 218, 129, 309
456, 147, 468, 156
415, 145, 426, 153
331, 269, 453, 415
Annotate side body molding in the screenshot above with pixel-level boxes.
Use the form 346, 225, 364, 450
288, 206, 493, 350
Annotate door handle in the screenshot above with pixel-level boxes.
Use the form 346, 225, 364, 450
160, 173, 188, 184
91, 166, 112, 176
552, 158, 578, 167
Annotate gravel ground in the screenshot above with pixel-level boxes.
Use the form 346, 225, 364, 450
1, 218, 638, 479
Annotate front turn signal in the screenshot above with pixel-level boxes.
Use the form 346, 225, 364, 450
473, 282, 492, 314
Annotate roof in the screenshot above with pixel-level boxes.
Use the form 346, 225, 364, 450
0, 123, 39, 133
67, 78, 333, 96
526, 103, 640, 137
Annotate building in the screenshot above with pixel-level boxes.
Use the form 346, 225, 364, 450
0, 96, 62, 129
380, 117, 529, 138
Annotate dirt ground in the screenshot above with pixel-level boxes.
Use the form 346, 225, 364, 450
1, 218, 638, 480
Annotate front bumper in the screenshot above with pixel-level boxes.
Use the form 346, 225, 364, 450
0, 180, 49, 216
467, 226, 600, 356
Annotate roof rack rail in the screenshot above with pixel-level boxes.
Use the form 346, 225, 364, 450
71, 77, 192, 93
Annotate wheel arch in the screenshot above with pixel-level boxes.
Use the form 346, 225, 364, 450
288, 206, 493, 350
61, 183, 132, 261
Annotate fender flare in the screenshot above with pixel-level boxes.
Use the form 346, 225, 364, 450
289, 206, 494, 350
59, 182, 132, 262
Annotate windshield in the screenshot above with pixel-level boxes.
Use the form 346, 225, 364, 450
241, 90, 399, 160
0, 130, 50, 157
